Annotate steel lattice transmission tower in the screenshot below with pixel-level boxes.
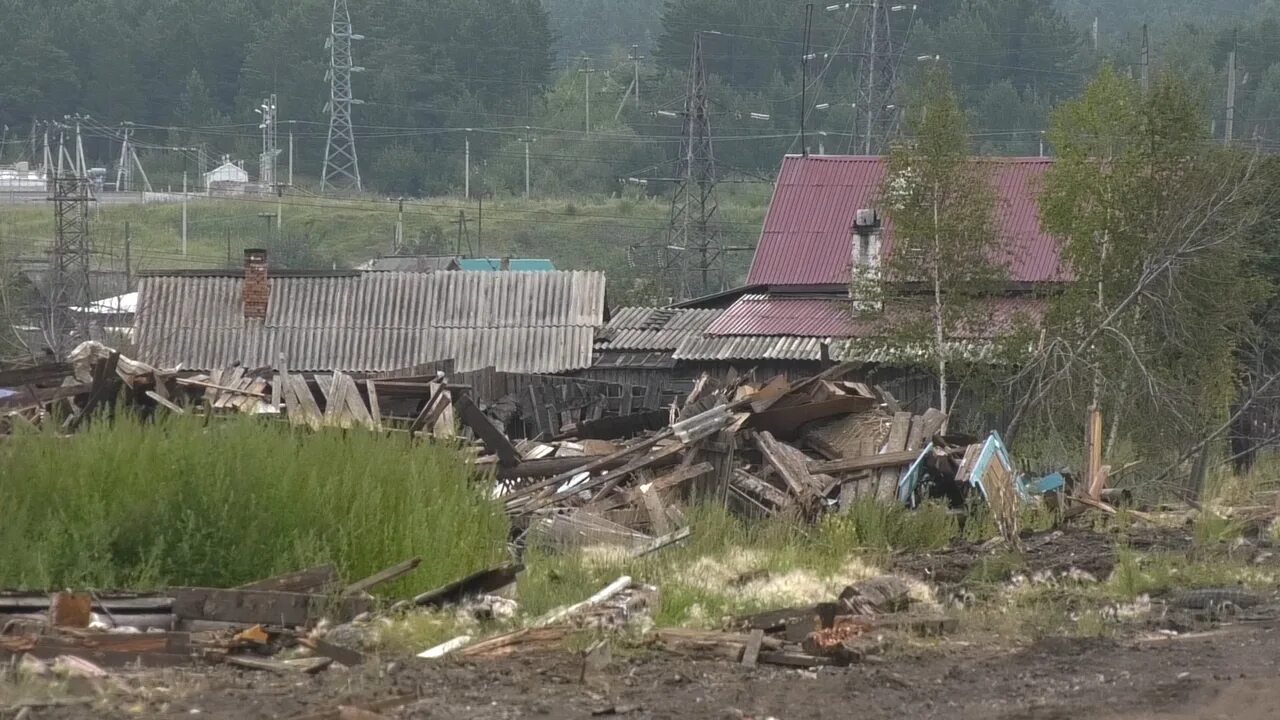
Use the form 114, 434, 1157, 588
856, 1, 915, 154
45, 170, 93, 354
321, 0, 363, 192
665, 32, 723, 299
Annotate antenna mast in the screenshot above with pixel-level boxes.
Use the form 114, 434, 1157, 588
322, 0, 363, 192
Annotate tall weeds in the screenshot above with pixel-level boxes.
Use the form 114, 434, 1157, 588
0, 415, 508, 594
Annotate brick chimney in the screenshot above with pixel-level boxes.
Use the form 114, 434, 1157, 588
243, 248, 270, 320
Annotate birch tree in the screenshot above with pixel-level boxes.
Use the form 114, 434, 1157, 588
1009, 67, 1267, 477
874, 66, 1004, 420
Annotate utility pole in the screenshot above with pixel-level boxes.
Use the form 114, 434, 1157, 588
395, 197, 405, 254
578, 58, 595, 135
287, 127, 294, 186
464, 132, 471, 200
258, 95, 278, 187
322, 0, 364, 192
46, 170, 93, 355
664, 32, 723, 298
123, 222, 132, 291
1226, 35, 1237, 146
631, 45, 644, 109
1140, 24, 1150, 92
116, 127, 133, 192
850, 0, 914, 154
801, 4, 814, 157
181, 171, 188, 256
1093, 17, 1099, 52
520, 128, 534, 198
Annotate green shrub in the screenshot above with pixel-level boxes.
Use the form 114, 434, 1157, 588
0, 415, 508, 594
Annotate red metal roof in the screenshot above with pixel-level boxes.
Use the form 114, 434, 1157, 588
746, 155, 1064, 286
706, 294, 1045, 339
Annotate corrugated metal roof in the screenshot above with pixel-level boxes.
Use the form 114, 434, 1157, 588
706, 295, 852, 337
454, 258, 556, 271
134, 270, 605, 374
705, 294, 1045, 340
596, 307, 723, 351
746, 155, 1063, 286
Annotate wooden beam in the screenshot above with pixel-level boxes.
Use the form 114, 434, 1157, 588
749, 397, 876, 441
412, 563, 523, 608
236, 565, 338, 594
809, 449, 921, 476
453, 393, 521, 467
365, 379, 382, 431
590, 462, 714, 513
343, 557, 421, 596
176, 376, 266, 398
754, 431, 818, 500
171, 588, 368, 627
500, 432, 668, 506
731, 469, 793, 509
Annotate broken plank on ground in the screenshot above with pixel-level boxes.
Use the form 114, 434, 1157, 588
171, 588, 369, 627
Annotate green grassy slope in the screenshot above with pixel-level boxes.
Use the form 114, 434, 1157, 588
1, 188, 769, 301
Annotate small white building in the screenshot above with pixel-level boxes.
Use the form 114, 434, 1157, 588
203, 161, 249, 186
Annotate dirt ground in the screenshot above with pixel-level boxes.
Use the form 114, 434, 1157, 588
15, 525, 1280, 720
17, 618, 1280, 720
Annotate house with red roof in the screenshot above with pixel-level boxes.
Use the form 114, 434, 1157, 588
592, 153, 1061, 408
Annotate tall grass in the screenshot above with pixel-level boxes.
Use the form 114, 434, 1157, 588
0, 415, 508, 594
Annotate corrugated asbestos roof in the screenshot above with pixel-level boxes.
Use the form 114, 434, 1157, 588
596, 307, 723, 351
673, 335, 829, 362
134, 270, 605, 374
707, 294, 1044, 339
746, 155, 1063, 286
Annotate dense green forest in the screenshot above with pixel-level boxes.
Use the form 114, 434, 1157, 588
1, 0, 1279, 197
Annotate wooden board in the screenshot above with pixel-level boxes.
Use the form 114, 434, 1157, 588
749, 397, 877, 440
343, 558, 421, 596
454, 393, 521, 467
236, 565, 339, 594
171, 588, 369, 627
412, 563, 524, 608
754, 431, 819, 502
876, 412, 912, 502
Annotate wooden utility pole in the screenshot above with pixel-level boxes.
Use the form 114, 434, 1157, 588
123, 222, 132, 291
1226, 36, 1237, 145
1140, 24, 1150, 92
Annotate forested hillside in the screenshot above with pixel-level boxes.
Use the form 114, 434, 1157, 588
1, 0, 1277, 197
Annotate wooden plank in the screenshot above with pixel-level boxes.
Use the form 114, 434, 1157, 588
758, 650, 843, 668
876, 412, 912, 502
323, 372, 349, 426
491, 455, 610, 481
454, 393, 521, 467
565, 409, 669, 441
292, 375, 325, 429
741, 629, 764, 667
640, 486, 672, 536
237, 565, 338, 593
343, 557, 421, 596
407, 383, 447, 434
63, 352, 120, 431
630, 527, 692, 558
754, 431, 818, 501
731, 469, 793, 509
809, 449, 921, 476
225, 655, 332, 674
501, 432, 668, 506
412, 563, 523, 608
298, 636, 366, 666
591, 462, 714, 513
748, 375, 792, 413
340, 374, 375, 429
145, 390, 184, 414
749, 397, 876, 440
171, 588, 368, 627
365, 380, 383, 431
913, 408, 948, 445
521, 441, 687, 513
